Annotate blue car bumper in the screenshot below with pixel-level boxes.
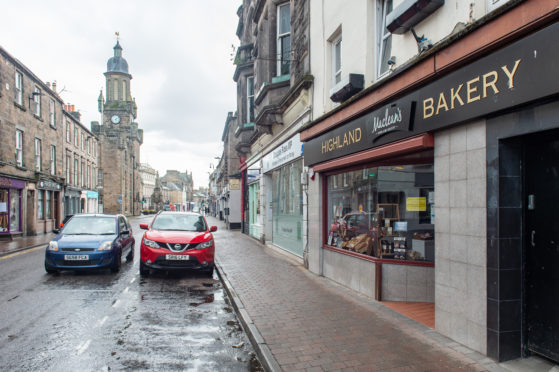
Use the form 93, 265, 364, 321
45, 251, 117, 270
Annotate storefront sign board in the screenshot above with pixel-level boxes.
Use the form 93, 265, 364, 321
304, 22, 559, 166
406, 197, 426, 212
86, 191, 98, 198
0, 177, 25, 189
38, 179, 61, 191
229, 179, 240, 190
262, 134, 303, 173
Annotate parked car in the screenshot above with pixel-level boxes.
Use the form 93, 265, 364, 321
60, 214, 74, 228
44, 214, 135, 274
139, 211, 217, 277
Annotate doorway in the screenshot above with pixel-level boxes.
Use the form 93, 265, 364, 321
524, 129, 559, 362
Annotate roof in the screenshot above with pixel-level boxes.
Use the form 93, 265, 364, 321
106, 41, 130, 75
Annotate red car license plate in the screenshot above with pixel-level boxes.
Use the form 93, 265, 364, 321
165, 254, 189, 261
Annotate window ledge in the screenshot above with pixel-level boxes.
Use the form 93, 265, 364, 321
323, 244, 434, 267
34, 115, 43, 122
14, 102, 26, 111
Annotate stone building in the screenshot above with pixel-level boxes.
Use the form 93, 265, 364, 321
92, 40, 143, 215
62, 105, 99, 216
0, 46, 65, 237
139, 163, 157, 210
159, 169, 194, 210
231, 0, 312, 252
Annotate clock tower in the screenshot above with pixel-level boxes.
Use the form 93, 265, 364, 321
92, 38, 143, 215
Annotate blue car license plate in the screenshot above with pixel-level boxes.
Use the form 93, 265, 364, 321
64, 254, 89, 261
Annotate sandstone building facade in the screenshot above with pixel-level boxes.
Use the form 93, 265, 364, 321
92, 41, 143, 215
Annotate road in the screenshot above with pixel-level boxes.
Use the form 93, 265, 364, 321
0, 215, 261, 371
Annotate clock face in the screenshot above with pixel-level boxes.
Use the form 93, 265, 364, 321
111, 115, 121, 124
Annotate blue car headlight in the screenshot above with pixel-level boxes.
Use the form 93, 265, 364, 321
98, 241, 114, 251
143, 238, 160, 249
47, 241, 58, 251
198, 239, 213, 249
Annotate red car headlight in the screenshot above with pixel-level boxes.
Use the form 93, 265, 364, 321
198, 239, 213, 249
143, 237, 160, 249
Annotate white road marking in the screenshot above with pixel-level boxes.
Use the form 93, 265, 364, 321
112, 299, 120, 308
129, 277, 136, 284
77, 339, 91, 355
97, 316, 108, 327
123, 287, 129, 293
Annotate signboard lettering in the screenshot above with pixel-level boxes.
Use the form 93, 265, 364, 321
422, 59, 521, 119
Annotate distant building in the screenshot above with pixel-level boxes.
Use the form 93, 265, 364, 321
92, 40, 143, 215
62, 105, 99, 215
139, 163, 156, 210
160, 169, 194, 210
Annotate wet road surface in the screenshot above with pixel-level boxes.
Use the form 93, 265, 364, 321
0, 215, 261, 371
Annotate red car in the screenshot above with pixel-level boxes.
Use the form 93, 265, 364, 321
139, 212, 217, 277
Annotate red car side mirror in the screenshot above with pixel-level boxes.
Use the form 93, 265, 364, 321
139, 223, 149, 230
210, 226, 217, 232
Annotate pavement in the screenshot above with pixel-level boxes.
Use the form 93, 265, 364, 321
2, 215, 557, 372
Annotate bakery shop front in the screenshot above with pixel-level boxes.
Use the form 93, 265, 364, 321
302, 18, 559, 362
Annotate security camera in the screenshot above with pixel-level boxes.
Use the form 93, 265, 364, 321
387, 56, 396, 65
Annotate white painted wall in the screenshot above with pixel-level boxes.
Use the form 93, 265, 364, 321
310, 0, 491, 119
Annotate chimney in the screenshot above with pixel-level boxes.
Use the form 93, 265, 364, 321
70, 111, 81, 121
46, 82, 51, 88
52, 81, 57, 92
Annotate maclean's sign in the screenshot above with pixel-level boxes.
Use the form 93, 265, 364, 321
304, 22, 559, 166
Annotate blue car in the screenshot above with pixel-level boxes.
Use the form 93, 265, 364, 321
44, 214, 135, 274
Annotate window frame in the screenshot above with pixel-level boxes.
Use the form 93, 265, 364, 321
15, 130, 23, 167
50, 145, 56, 176
66, 154, 71, 183
276, 2, 291, 77
49, 98, 56, 127
34, 138, 42, 171
33, 86, 41, 117
332, 34, 342, 86
65, 120, 71, 142
377, 0, 393, 78
246, 76, 254, 124
38, 190, 44, 220
14, 71, 23, 106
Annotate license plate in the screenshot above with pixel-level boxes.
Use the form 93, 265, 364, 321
166, 254, 190, 261
64, 255, 89, 261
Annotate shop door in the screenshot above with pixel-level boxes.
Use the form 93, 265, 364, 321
525, 131, 559, 362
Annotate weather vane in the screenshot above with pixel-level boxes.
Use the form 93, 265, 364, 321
115, 31, 120, 41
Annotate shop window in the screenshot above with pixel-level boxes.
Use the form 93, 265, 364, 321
46, 191, 52, 219
38, 191, 44, 220
9, 190, 19, 231
0, 190, 8, 232
326, 163, 434, 262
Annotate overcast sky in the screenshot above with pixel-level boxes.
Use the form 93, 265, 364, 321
1, 0, 240, 188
